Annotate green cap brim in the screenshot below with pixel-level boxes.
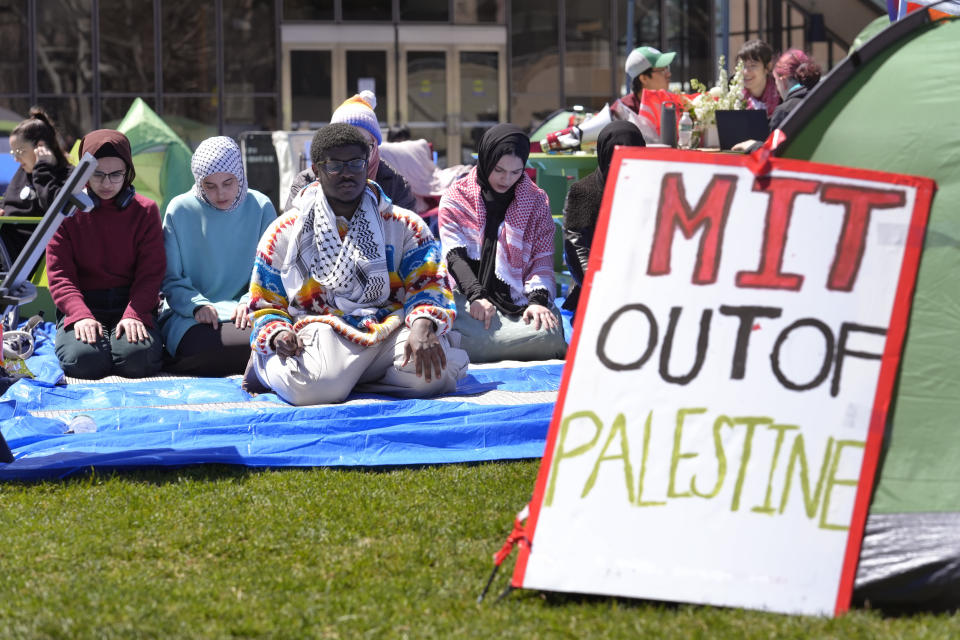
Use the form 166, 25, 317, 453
656, 51, 677, 68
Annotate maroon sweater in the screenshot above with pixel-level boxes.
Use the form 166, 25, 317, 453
46, 193, 166, 328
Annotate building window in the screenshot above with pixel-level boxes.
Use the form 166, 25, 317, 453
99, 0, 156, 95
282, 0, 333, 20
406, 50, 448, 165
460, 50, 499, 163
0, 0, 280, 145
342, 0, 391, 21
400, 0, 449, 21
0, 0, 30, 107
35, 0, 93, 144
510, 0, 560, 131
346, 50, 388, 122
224, 0, 277, 94
290, 50, 332, 126
666, 0, 713, 90
454, 0, 503, 23
162, 0, 216, 94
565, 0, 613, 111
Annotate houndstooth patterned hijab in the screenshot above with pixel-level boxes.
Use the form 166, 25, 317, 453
190, 136, 248, 211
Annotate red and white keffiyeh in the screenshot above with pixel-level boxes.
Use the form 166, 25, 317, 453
438, 166, 555, 305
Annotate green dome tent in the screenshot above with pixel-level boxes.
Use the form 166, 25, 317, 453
776, 10, 960, 609
116, 98, 195, 216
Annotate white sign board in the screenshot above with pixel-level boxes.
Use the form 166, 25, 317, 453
513, 149, 933, 616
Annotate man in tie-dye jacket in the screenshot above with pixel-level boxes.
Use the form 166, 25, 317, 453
245, 124, 469, 405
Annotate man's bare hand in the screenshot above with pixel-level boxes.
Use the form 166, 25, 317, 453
402, 318, 446, 381
272, 329, 304, 360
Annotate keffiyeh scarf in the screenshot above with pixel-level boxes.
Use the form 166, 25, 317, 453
283, 181, 390, 316
191, 136, 248, 211
743, 75, 780, 119
439, 167, 555, 305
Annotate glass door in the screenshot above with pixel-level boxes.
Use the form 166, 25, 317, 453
289, 49, 333, 129
405, 50, 449, 166
286, 45, 394, 131
345, 50, 389, 123
286, 42, 503, 166
459, 50, 500, 165
402, 47, 503, 167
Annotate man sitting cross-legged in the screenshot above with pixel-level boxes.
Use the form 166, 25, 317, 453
245, 123, 469, 405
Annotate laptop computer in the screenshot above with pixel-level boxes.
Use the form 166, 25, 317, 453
716, 110, 769, 150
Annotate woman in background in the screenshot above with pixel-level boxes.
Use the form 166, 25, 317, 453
439, 124, 566, 363
1, 107, 72, 261
159, 136, 277, 376
562, 121, 645, 316
738, 40, 780, 119
768, 49, 823, 131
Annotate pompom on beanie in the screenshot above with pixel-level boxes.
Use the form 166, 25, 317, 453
331, 90, 382, 145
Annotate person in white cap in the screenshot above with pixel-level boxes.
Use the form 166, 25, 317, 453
614, 45, 686, 143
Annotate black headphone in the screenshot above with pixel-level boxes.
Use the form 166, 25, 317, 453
87, 183, 136, 210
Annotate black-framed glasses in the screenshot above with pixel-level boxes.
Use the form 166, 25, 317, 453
317, 157, 366, 175
91, 170, 126, 184
9, 148, 26, 157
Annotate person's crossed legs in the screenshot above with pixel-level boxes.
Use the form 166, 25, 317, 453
254, 322, 467, 406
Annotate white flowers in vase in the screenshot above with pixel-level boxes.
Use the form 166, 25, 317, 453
688, 56, 747, 129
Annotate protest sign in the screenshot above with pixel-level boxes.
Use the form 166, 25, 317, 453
512, 148, 934, 616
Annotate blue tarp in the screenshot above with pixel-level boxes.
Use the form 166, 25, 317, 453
0, 323, 564, 480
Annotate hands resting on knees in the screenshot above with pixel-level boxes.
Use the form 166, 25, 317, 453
193, 303, 251, 330
402, 317, 446, 382
73, 317, 150, 344
270, 329, 304, 360
470, 297, 558, 332
269, 318, 446, 383
522, 304, 558, 331
469, 298, 497, 330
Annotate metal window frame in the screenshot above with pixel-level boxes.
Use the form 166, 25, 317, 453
9, 0, 283, 136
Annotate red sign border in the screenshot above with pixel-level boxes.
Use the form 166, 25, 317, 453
511, 147, 936, 617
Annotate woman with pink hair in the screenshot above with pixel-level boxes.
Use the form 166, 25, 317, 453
768, 49, 823, 131
733, 49, 822, 153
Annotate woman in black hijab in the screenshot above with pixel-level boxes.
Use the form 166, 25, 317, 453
562, 121, 645, 314
438, 124, 566, 362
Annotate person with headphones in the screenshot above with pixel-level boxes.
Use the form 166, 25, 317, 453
45, 129, 166, 379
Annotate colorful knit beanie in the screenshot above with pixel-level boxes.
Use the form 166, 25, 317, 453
331, 90, 382, 145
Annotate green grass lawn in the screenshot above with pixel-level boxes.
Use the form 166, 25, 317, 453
0, 460, 956, 639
